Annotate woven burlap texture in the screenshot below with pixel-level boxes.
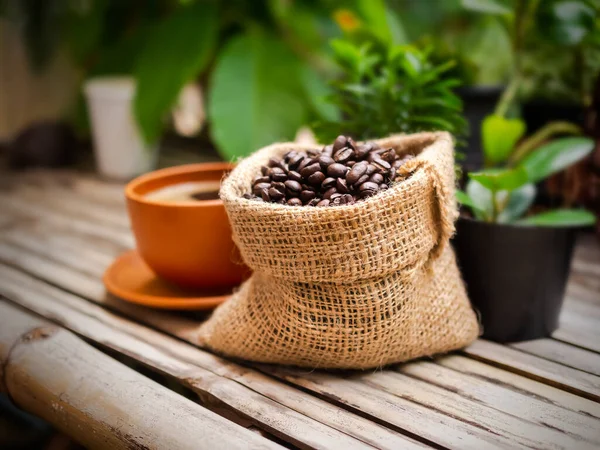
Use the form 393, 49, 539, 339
195, 131, 479, 369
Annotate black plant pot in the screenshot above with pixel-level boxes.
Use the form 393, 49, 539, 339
452, 217, 577, 342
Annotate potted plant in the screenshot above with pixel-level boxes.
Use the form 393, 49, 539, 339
454, 112, 596, 342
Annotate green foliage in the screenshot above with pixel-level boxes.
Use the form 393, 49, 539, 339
314, 40, 466, 142
516, 209, 597, 226
536, 0, 597, 46
208, 32, 306, 160
458, 116, 596, 227
134, 2, 218, 144
460, 0, 513, 15
482, 115, 525, 166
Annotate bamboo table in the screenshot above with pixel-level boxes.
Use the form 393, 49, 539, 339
1, 168, 599, 449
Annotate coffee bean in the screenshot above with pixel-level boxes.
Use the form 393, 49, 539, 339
369, 173, 384, 184
284, 151, 297, 162
318, 155, 335, 168
288, 154, 304, 169
268, 157, 284, 168
333, 147, 353, 164
268, 187, 285, 201
261, 166, 269, 176
323, 187, 337, 199
271, 172, 288, 182
389, 167, 396, 181
253, 175, 270, 184
288, 170, 302, 182
242, 193, 253, 199
261, 188, 270, 201
330, 192, 342, 200
323, 144, 334, 156
342, 194, 354, 204
380, 184, 389, 190
297, 157, 311, 172
301, 184, 315, 192
355, 143, 372, 160
300, 190, 316, 203
336, 178, 349, 193
307, 171, 325, 186
346, 161, 368, 185
327, 163, 348, 178
308, 198, 320, 206
287, 197, 302, 206
381, 148, 396, 163
253, 182, 271, 196
346, 160, 356, 167
353, 174, 370, 187
300, 162, 321, 178
346, 137, 357, 151
372, 158, 391, 173
284, 180, 302, 194
269, 166, 286, 176
365, 164, 377, 176
333, 135, 347, 152
331, 197, 342, 206
316, 199, 330, 207
321, 177, 336, 189
359, 181, 379, 198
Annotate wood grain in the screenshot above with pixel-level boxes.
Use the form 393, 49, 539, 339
0, 301, 280, 450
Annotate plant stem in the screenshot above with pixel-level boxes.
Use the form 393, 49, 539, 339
508, 121, 583, 165
494, 75, 520, 118
491, 190, 499, 222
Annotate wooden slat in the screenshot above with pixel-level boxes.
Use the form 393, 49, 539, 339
0, 263, 425, 450
0, 301, 280, 450
512, 338, 600, 376
359, 370, 595, 449
438, 355, 600, 419
463, 340, 600, 401
399, 359, 600, 443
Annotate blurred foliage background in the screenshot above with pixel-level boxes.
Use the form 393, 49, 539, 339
1, 0, 599, 159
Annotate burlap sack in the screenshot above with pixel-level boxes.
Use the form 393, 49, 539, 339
195, 131, 479, 369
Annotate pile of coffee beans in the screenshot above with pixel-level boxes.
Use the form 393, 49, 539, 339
243, 135, 414, 207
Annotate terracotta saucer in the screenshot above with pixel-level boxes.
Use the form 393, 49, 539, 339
103, 250, 232, 310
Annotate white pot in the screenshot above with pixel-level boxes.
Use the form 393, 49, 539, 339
84, 77, 157, 180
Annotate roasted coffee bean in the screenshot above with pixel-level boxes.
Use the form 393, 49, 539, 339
389, 167, 396, 181
331, 197, 343, 206
261, 166, 269, 176
327, 163, 348, 178
318, 155, 335, 168
342, 194, 354, 204
354, 143, 372, 160
346, 160, 356, 167
271, 172, 288, 182
381, 148, 396, 163
288, 170, 302, 182
346, 137, 357, 151
336, 178, 349, 193
284, 180, 302, 194
380, 184, 388, 190
302, 184, 315, 192
346, 161, 368, 185
253, 175, 270, 184
297, 157, 311, 172
268, 157, 285, 168
323, 187, 337, 199
242, 193, 253, 199
308, 198, 320, 206
287, 197, 303, 206
271, 181, 286, 193
330, 192, 343, 200
288, 153, 305, 169
284, 151, 297, 162
333, 147, 353, 164
300, 162, 321, 178
359, 181, 379, 196
316, 199, 330, 207
369, 173, 384, 184
300, 190, 316, 203
260, 188, 270, 201
322, 144, 334, 156
269, 166, 286, 176
333, 135, 347, 152
372, 158, 391, 173
321, 177, 336, 189
307, 171, 326, 186
353, 174, 370, 187
268, 187, 285, 201
365, 164, 377, 176
253, 182, 271, 195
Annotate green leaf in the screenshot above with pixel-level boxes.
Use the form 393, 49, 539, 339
469, 167, 529, 192
133, 2, 218, 144
497, 183, 536, 223
300, 65, 340, 122
482, 115, 526, 166
536, 0, 596, 46
356, 0, 407, 45
519, 137, 595, 184
461, 0, 512, 15
517, 209, 597, 227
466, 179, 494, 221
208, 32, 307, 160
456, 190, 486, 215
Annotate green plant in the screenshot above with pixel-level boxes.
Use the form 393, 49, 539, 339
457, 114, 596, 225
313, 39, 467, 143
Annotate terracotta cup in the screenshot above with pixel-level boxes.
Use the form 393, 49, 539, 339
125, 163, 249, 289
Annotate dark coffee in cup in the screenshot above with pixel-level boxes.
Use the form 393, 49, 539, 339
144, 180, 221, 203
